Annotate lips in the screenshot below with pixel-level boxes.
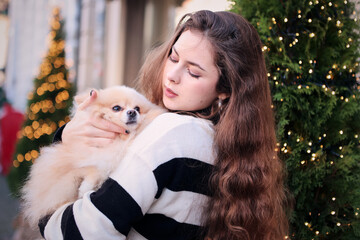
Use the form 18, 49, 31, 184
164, 86, 178, 98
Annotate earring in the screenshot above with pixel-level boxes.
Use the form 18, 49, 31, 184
218, 98, 223, 108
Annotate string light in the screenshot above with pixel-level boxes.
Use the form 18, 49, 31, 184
256, 0, 360, 237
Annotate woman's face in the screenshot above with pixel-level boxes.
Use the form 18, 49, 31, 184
162, 30, 222, 111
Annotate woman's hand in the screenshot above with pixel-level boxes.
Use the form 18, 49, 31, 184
62, 90, 127, 147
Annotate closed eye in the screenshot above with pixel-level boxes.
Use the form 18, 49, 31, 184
169, 54, 178, 63
187, 69, 200, 79
112, 105, 123, 112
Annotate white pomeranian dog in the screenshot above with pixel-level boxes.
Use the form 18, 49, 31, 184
21, 86, 166, 228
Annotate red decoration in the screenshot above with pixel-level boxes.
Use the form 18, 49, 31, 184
0, 103, 24, 175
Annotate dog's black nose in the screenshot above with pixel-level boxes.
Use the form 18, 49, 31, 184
127, 110, 136, 118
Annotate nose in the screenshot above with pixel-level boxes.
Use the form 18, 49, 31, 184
166, 65, 181, 84
127, 110, 137, 118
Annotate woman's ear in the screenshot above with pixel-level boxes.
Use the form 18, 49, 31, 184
218, 93, 229, 101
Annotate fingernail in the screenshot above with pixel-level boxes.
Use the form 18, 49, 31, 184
125, 130, 130, 134
90, 90, 94, 96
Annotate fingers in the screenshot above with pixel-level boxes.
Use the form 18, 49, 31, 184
85, 137, 115, 148
78, 90, 97, 111
85, 114, 128, 135
75, 90, 128, 135
61, 88, 130, 148
82, 126, 118, 139
91, 115, 128, 134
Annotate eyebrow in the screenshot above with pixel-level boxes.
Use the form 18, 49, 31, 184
172, 46, 206, 72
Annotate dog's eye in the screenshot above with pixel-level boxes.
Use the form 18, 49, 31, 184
134, 106, 140, 113
112, 105, 123, 112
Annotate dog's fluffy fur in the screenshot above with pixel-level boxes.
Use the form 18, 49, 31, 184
21, 86, 166, 228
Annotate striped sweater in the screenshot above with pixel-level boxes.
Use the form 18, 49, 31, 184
39, 112, 216, 239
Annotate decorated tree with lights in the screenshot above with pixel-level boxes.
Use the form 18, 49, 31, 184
232, 0, 360, 239
7, 8, 74, 196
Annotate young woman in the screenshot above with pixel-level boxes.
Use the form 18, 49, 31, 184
39, 10, 288, 240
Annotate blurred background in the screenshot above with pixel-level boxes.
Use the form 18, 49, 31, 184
0, 0, 230, 239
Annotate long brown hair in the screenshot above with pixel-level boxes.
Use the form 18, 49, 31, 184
138, 10, 288, 240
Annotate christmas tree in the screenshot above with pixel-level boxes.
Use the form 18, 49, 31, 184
7, 7, 74, 197
231, 0, 360, 239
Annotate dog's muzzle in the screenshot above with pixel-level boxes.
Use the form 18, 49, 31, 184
126, 110, 137, 125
